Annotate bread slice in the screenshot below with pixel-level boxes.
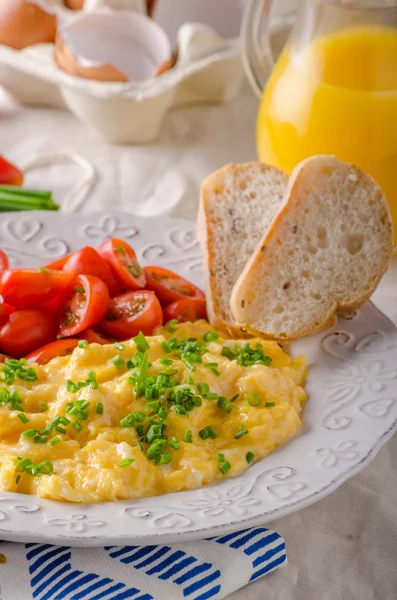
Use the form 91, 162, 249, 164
197, 162, 288, 336
230, 155, 393, 341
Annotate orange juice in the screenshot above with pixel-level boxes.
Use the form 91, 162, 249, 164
257, 26, 397, 245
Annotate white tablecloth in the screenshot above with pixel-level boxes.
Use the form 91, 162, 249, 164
0, 83, 396, 600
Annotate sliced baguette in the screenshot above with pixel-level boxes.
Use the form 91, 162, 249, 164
230, 155, 394, 341
197, 162, 288, 336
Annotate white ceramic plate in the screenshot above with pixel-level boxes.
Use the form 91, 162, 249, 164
0, 212, 396, 547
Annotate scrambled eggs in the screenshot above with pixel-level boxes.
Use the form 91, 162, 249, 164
0, 321, 307, 503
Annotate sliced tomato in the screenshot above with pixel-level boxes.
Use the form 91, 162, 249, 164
26, 339, 79, 365
0, 269, 75, 310
144, 266, 205, 306
0, 250, 8, 276
100, 290, 162, 339
44, 255, 70, 270
97, 238, 146, 290
62, 247, 120, 296
163, 298, 207, 324
0, 309, 56, 358
58, 274, 110, 337
0, 156, 24, 186
78, 328, 116, 345
0, 304, 7, 328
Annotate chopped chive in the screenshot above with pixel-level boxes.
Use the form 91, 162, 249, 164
193, 396, 202, 407
199, 426, 218, 440
73, 421, 83, 432
198, 383, 210, 395
164, 319, 178, 333
161, 341, 172, 353
17, 413, 29, 424
234, 427, 249, 440
184, 361, 196, 372
187, 376, 194, 385
246, 452, 255, 464
55, 426, 66, 434
221, 347, 236, 360
265, 402, 276, 407
157, 452, 172, 465
96, 402, 104, 415
33, 435, 48, 444
39, 460, 53, 474
207, 426, 218, 439
217, 397, 233, 413
136, 440, 144, 451
210, 368, 221, 376
23, 429, 36, 438
38, 267, 48, 273
15, 457, 32, 471
50, 436, 61, 446
169, 437, 180, 450
247, 393, 262, 407
218, 459, 231, 475
133, 331, 149, 353
230, 394, 239, 403
161, 367, 178, 376
114, 342, 124, 351
133, 411, 146, 423
78, 340, 88, 349
183, 430, 193, 443
112, 355, 125, 369
16, 475, 21, 484
160, 357, 173, 366
203, 331, 219, 342
205, 392, 218, 400
39, 403, 48, 412
119, 458, 135, 467
146, 400, 161, 413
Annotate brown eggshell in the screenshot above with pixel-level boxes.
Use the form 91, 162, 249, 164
146, 0, 158, 17
54, 33, 129, 82
64, 0, 84, 10
0, 0, 57, 50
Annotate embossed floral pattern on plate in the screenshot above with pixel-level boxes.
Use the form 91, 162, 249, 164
0, 211, 395, 547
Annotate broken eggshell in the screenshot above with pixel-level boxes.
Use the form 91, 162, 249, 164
55, 10, 172, 82
64, 0, 84, 9
0, 0, 59, 49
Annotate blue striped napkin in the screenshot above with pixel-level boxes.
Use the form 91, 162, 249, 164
0, 527, 287, 599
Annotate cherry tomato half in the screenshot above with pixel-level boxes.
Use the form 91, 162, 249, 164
26, 339, 79, 365
62, 246, 120, 296
0, 304, 8, 328
44, 255, 70, 270
97, 238, 146, 290
144, 266, 205, 306
100, 291, 162, 339
0, 156, 24, 186
0, 269, 75, 310
163, 298, 207, 324
0, 309, 56, 358
58, 274, 110, 337
78, 328, 116, 345
0, 250, 9, 277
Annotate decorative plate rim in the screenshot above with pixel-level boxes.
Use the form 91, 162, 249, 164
0, 211, 396, 547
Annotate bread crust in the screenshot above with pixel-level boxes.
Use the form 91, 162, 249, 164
230, 156, 393, 341
198, 162, 288, 337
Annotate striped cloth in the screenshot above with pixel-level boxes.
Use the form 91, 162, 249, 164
0, 527, 287, 599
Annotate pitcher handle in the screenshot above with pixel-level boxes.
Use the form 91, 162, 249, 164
241, 0, 275, 99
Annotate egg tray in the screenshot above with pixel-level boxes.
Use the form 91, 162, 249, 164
0, 0, 248, 143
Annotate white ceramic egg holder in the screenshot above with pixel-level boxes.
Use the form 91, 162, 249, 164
0, 0, 248, 143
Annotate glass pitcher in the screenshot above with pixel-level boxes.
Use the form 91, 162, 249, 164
242, 0, 397, 247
